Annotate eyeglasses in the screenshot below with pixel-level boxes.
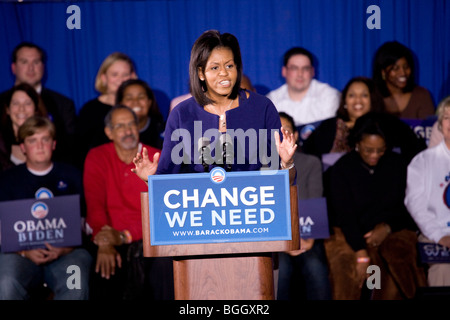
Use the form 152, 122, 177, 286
357, 144, 386, 155
110, 121, 138, 132
285, 65, 312, 73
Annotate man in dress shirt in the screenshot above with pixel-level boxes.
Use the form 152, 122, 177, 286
267, 47, 340, 145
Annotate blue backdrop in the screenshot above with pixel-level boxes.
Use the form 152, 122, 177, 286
0, 0, 449, 120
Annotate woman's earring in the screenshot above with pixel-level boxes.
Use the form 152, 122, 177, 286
355, 145, 359, 152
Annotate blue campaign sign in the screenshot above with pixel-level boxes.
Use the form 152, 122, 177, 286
147, 168, 292, 245
298, 197, 330, 239
418, 242, 450, 263
0, 195, 82, 252
401, 117, 436, 146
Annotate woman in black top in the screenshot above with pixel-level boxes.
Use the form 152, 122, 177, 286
324, 112, 426, 300
116, 79, 165, 150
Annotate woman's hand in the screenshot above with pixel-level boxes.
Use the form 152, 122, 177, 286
364, 223, 391, 248
274, 127, 297, 169
131, 147, 160, 183
438, 235, 450, 249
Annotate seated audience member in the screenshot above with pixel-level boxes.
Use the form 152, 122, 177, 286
304, 77, 426, 171
302, 76, 384, 167
372, 41, 435, 120
0, 83, 47, 171
366, 111, 426, 165
277, 112, 331, 300
428, 119, 444, 148
405, 95, 450, 286
116, 79, 165, 149
83, 105, 173, 300
325, 112, 427, 300
0, 42, 77, 165
266, 47, 340, 145
0, 116, 92, 300
76, 52, 137, 168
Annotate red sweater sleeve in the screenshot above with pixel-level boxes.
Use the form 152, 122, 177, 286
84, 143, 161, 240
84, 145, 110, 238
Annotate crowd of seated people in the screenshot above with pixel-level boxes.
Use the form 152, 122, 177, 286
0, 39, 447, 300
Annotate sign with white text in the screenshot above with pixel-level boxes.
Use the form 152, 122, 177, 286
147, 168, 292, 246
401, 117, 436, 146
298, 197, 330, 239
418, 242, 450, 263
0, 195, 82, 253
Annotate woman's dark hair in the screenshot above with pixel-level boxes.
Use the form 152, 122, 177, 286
372, 41, 416, 97
2, 83, 47, 129
115, 79, 163, 121
189, 30, 243, 106
1, 83, 48, 147
4, 83, 40, 112
336, 76, 385, 121
279, 111, 299, 146
348, 112, 390, 150
278, 112, 296, 132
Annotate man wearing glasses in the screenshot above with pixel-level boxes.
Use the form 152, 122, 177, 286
267, 47, 340, 145
83, 105, 173, 300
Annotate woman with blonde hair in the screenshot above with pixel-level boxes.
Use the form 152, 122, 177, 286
405, 95, 450, 286
75, 52, 137, 168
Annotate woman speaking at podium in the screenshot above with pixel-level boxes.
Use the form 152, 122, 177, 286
131, 30, 297, 301
132, 29, 296, 181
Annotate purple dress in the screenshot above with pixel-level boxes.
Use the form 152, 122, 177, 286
156, 89, 282, 174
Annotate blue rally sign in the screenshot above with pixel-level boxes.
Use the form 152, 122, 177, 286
0, 195, 82, 252
147, 168, 292, 246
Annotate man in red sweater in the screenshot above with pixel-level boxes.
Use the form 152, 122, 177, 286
83, 105, 173, 300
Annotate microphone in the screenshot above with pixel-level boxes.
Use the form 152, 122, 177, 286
219, 133, 234, 172
198, 137, 212, 172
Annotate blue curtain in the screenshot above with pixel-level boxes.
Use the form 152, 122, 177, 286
0, 0, 449, 120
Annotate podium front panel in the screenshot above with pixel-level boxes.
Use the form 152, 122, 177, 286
141, 185, 299, 257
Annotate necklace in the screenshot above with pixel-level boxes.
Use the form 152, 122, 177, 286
208, 99, 234, 128
360, 161, 375, 175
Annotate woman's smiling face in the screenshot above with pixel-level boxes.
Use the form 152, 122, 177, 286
7, 90, 36, 129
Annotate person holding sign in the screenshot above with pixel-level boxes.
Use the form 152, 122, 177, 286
405, 96, 450, 286
132, 30, 297, 181
0, 116, 92, 300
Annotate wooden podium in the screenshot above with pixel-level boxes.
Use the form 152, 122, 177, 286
141, 186, 299, 300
